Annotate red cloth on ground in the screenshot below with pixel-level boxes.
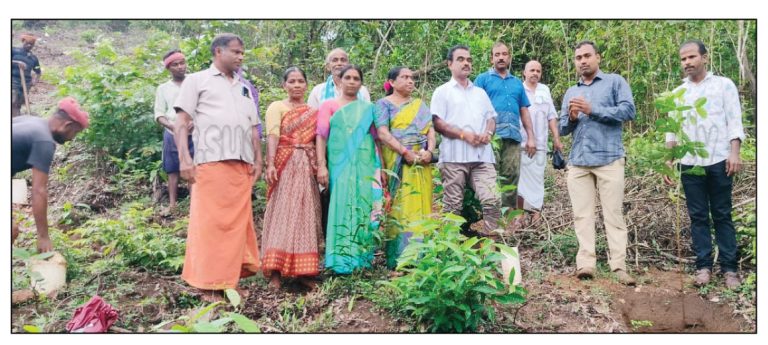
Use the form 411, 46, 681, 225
65, 296, 119, 333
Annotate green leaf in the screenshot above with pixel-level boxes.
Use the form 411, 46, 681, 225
684, 166, 706, 176
228, 313, 261, 333
457, 268, 473, 286
192, 321, 223, 333
495, 293, 527, 304
494, 244, 518, 258
12, 248, 33, 260
498, 184, 517, 193
466, 254, 482, 266
472, 285, 499, 295
408, 296, 432, 305
486, 252, 507, 263
695, 106, 708, 118
23, 325, 41, 333
443, 241, 463, 256
151, 319, 176, 331
694, 97, 707, 108
190, 301, 223, 324
443, 213, 466, 224
170, 324, 191, 333
224, 288, 241, 308
441, 265, 465, 275
461, 237, 480, 251
210, 317, 233, 328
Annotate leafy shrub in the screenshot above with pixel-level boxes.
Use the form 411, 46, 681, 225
377, 213, 526, 332
70, 202, 186, 273
55, 34, 172, 174
80, 29, 99, 44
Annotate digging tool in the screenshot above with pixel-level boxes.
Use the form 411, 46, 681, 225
17, 63, 32, 115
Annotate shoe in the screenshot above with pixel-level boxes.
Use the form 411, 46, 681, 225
724, 272, 741, 290
614, 269, 636, 286
694, 268, 711, 286
576, 267, 595, 280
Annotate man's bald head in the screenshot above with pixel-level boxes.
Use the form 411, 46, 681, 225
523, 60, 543, 85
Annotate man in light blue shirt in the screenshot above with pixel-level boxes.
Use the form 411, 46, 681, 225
475, 43, 536, 216
559, 40, 636, 285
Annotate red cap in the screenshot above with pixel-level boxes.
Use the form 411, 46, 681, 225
58, 97, 89, 129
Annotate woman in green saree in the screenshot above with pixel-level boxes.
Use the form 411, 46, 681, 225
375, 67, 436, 269
316, 65, 384, 274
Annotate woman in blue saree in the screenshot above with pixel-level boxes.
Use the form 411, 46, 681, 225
316, 65, 384, 274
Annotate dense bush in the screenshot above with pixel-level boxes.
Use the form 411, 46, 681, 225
54, 33, 173, 175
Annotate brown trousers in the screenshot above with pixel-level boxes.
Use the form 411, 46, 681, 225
439, 162, 501, 231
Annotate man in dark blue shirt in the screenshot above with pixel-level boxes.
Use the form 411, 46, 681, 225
11, 33, 42, 117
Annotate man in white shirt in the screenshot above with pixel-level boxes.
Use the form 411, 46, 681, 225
431, 45, 501, 235
307, 48, 370, 108
154, 49, 192, 214
518, 60, 563, 223
664, 39, 745, 289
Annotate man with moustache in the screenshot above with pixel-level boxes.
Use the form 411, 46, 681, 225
559, 41, 636, 285
431, 45, 501, 237
664, 39, 745, 289
174, 33, 263, 301
474, 43, 536, 230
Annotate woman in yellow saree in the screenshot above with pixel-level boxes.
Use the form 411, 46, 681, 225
374, 67, 436, 269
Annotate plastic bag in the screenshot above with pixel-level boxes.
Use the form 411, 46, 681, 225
552, 150, 566, 170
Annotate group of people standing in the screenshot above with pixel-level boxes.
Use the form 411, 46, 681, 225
11, 31, 746, 303
158, 36, 438, 296
152, 33, 744, 299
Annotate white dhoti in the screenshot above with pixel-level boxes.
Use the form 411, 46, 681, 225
518, 150, 547, 210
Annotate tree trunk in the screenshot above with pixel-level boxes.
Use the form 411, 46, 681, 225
737, 20, 757, 104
